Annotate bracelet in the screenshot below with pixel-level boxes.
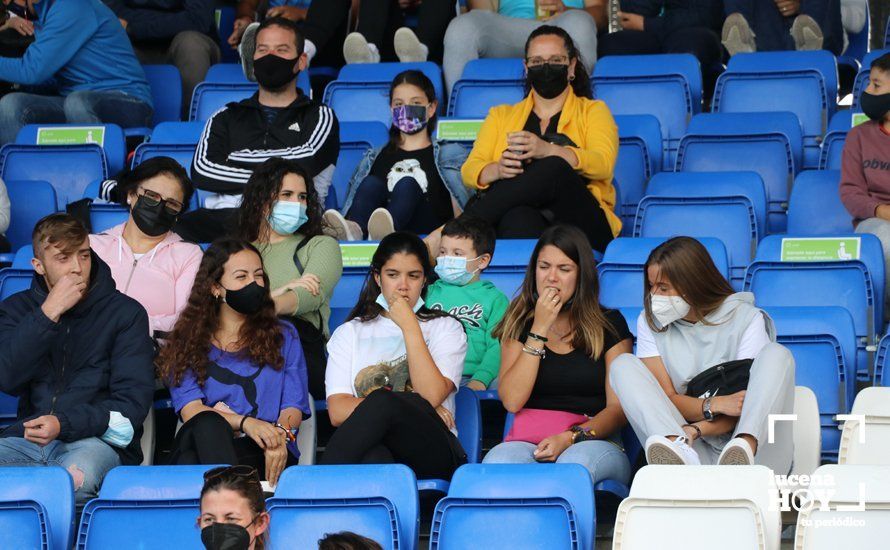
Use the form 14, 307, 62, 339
682, 423, 702, 441
527, 331, 548, 343
239, 415, 249, 433
521, 344, 546, 358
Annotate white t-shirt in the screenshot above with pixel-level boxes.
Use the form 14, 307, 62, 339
325, 314, 468, 432
635, 313, 770, 361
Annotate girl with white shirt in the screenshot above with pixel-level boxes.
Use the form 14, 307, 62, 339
321, 231, 468, 480
610, 237, 795, 473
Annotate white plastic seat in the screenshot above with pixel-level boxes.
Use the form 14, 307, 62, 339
839, 387, 890, 465
794, 464, 890, 549
613, 465, 781, 550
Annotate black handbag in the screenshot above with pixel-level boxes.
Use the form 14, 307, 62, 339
288, 237, 328, 399
685, 358, 754, 399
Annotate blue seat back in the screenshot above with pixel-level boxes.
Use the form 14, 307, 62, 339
267, 465, 419, 550
876, 332, 890, 386
11, 246, 32, 269
820, 131, 846, 170
204, 63, 312, 95
455, 386, 481, 464
149, 121, 206, 144
767, 306, 856, 461
330, 142, 374, 210
15, 124, 126, 176
0, 467, 74, 550
98, 465, 212, 499
190, 82, 257, 121
676, 111, 802, 233
787, 170, 853, 235
132, 143, 197, 176
324, 62, 444, 124
90, 205, 129, 234
0, 144, 107, 209
593, 54, 702, 169
745, 233, 884, 380
714, 51, 837, 168
459, 58, 525, 81
430, 463, 595, 550
143, 64, 182, 125
473, 239, 538, 299
599, 237, 729, 310
329, 266, 371, 331
448, 80, 526, 118
852, 49, 890, 109
614, 114, 662, 230
0, 268, 33, 299
5, 180, 56, 250
0, 391, 16, 426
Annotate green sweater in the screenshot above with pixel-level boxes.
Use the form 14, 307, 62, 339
256, 233, 343, 337
426, 279, 509, 386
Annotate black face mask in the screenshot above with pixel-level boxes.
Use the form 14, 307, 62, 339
860, 91, 890, 122
131, 195, 177, 237
222, 281, 267, 316
253, 53, 298, 90
527, 63, 570, 100
201, 522, 251, 550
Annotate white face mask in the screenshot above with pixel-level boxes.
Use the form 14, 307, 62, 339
650, 294, 691, 326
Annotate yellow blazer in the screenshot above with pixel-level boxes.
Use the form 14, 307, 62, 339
461, 91, 621, 237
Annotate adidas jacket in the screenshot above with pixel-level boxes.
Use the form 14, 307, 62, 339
191, 91, 340, 203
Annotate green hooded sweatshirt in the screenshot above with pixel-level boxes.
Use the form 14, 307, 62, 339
426, 279, 510, 387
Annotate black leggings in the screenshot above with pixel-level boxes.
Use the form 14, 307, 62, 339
598, 27, 723, 69
167, 411, 297, 479
302, 0, 455, 63
320, 389, 466, 481
463, 156, 615, 253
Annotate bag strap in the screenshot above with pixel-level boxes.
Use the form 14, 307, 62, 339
291, 235, 326, 335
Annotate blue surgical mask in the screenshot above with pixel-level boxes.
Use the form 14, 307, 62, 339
268, 201, 308, 235
434, 255, 480, 286
100, 411, 135, 448
376, 293, 425, 313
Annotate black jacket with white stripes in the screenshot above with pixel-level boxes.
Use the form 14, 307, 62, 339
191, 90, 340, 196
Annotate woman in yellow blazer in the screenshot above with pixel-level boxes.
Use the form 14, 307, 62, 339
458, 25, 620, 253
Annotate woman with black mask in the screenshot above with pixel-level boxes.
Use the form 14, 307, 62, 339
90, 157, 204, 339
158, 239, 311, 486
429, 26, 621, 255
198, 465, 270, 550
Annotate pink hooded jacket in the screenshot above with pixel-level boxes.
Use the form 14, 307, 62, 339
90, 223, 203, 335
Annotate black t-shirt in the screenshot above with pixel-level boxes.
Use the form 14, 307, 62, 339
523, 110, 578, 148
521, 308, 631, 417
370, 145, 452, 224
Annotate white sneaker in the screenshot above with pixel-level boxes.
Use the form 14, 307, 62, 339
718, 437, 755, 465
343, 32, 381, 64
645, 435, 701, 465
323, 209, 362, 241
790, 14, 824, 51
394, 27, 429, 62
368, 208, 395, 241
721, 12, 756, 57
239, 22, 261, 81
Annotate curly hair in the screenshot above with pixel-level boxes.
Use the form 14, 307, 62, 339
237, 157, 326, 244
157, 238, 284, 388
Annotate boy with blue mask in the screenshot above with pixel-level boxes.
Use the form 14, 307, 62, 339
426, 216, 509, 390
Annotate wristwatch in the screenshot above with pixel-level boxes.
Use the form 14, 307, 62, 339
702, 397, 715, 422
570, 425, 596, 444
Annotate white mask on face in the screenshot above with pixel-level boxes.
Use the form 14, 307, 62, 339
650, 294, 691, 326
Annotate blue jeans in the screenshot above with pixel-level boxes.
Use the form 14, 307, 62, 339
346, 174, 443, 236
0, 90, 153, 145
483, 439, 631, 485
0, 436, 120, 507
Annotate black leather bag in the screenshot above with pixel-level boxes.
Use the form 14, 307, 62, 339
685, 358, 754, 399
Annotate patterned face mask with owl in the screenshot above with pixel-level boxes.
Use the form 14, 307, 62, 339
391, 105, 429, 135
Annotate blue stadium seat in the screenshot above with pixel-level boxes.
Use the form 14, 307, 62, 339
11, 246, 31, 269
149, 121, 206, 144
329, 265, 372, 331
339, 120, 390, 146
214, 7, 238, 63
77, 465, 219, 549
634, 171, 766, 289
329, 121, 391, 208
132, 143, 197, 176
143, 64, 182, 125
417, 386, 483, 493
713, 51, 838, 169
852, 49, 890, 109
90, 205, 130, 234
841, 6, 869, 62
481, 239, 538, 299
0, 144, 107, 209
614, 114, 662, 231
593, 54, 702, 169
876, 330, 890, 386
744, 233, 884, 380
323, 62, 444, 125
190, 82, 258, 121
205, 63, 312, 96
767, 306, 856, 461
5, 180, 57, 251
787, 170, 854, 235
0, 268, 33, 299
15, 124, 126, 177
429, 463, 595, 550
267, 465, 419, 550
819, 111, 852, 170
0, 467, 74, 550
0, 391, 16, 427
447, 58, 526, 118
676, 111, 802, 233
599, 237, 729, 311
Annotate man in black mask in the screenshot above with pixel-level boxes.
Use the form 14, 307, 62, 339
180, 16, 340, 244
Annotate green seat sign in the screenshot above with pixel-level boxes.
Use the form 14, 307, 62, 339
437, 119, 484, 142
36, 126, 105, 147
780, 237, 860, 262
851, 113, 869, 128
340, 243, 379, 267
